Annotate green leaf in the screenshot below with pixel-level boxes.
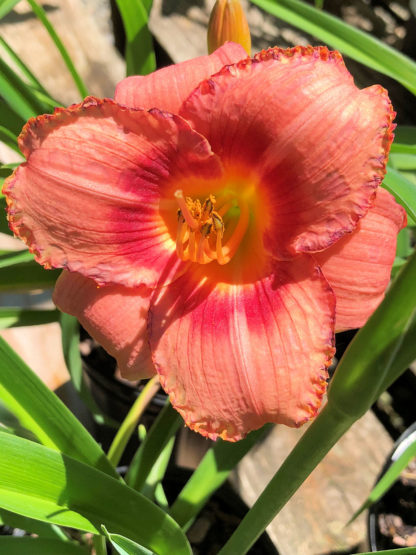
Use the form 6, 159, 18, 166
0, 537, 88, 555
170, 425, 271, 530
0, 262, 60, 291
395, 126, 416, 146
0, 125, 21, 155
108, 376, 160, 468
0, 56, 47, 120
219, 253, 416, 555
141, 435, 175, 507
0, 307, 59, 328
59, 313, 113, 427
60, 313, 83, 391
0, 250, 33, 268
0, 434, 191, 555
0, 0, 20, 20
396, 228, 413, 259
26, 0, 89, 99
0, 399, 37, 439
0, 36, 56, 102
0, 99, 24, 136
389, 153, 416, 171
0, 164, 17, 190
114, 0, 156, 76
0, 508, 69, 541
383, 166, 416, 223
102, 526, 155, 555
349, 433, 416, 523
0, 197, 13, 235
142, 0, 152, 15
0, 336, 118, 478
391, 256, 407, 278
250, 0, 416, 94
126, 402, 182, 492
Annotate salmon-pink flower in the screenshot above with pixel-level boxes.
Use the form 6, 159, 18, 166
4, 44, 406, 441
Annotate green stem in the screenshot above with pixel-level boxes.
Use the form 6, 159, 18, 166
218, 403, 353, 555
26, 0, 89, 99
170, 425, 271, 530
126, 402, 182, 492
92, 534, 107, 555
107, 375, 160, 468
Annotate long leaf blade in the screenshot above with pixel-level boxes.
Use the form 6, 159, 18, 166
0, 336, 117, 478
0, 57, 46, 120
102, 526, 155, 555
126, 402, 182, 492
0, 307, 59, 328
0, 125, 21, 155
0, 0, 20, 20
0, 537, 88, 555
114, 0, 156, 76
0, 262, 60, 291
0, 508, 69, 541
383, 167, 416, 222
0, 250, 33, 268
170, 425, 271, 530
0, 434, 191, 555
250, 0, 416, 94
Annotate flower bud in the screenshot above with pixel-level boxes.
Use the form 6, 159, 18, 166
207, 0, 251, 55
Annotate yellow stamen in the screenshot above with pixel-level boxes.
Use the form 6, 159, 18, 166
174, 190, 249, 266
196, 222, 213, 263
188, 231, 196, 262
174, 190, 199, 230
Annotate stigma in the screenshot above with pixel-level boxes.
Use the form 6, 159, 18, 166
174, 190, 249, 265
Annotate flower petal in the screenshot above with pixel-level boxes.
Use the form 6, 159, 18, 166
114, 42, 247, 113
315, 188, 407, 331
149, 256, 335, 441
4, 97, 223, 288
181, 46, 395, 259
53, 271, 155, 380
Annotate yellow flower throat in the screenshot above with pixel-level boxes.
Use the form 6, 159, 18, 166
174, 189, 249, 265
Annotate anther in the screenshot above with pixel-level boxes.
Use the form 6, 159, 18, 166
212, 212, 224, 237
201, 195, 216, 220
196, 223, 212, 264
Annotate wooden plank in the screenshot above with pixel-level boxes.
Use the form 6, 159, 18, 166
231, 410, 392, 554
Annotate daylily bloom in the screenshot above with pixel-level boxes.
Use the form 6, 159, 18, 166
4, 43, 406, 441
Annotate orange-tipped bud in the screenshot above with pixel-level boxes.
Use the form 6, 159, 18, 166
207, 0, 251, 55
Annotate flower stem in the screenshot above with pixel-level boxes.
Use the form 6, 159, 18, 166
107, 375, 160, 468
